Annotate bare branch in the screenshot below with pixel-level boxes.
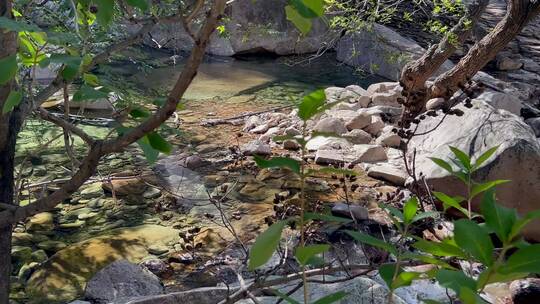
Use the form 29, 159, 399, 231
33, 11, 186, 108
37, 107, 95, 145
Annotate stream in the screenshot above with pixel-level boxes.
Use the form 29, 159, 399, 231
12, 50, 387, 304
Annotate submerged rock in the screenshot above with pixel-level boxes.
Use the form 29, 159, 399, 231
26, 225, 180, 303
84, 260, 164, 304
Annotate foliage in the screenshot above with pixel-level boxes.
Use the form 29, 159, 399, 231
249, 88, 351, 303
347, 146, 540, 303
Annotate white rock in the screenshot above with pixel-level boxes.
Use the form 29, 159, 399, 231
250, 124, 269, 134
476, 91, 522, 116
313, 117, 348, 135
324, 87, 345, 102
345, 113, 372, 130
367, 165, 409, 186
242, 140, 271, 155
426, 97, 447, 110
497, 57, 523, 71
371, 90, 401, 107
376, 132, 401, 148
352, 144, 387, 163
315, 149, 355, 165
409, 99, 540, 241
306, 137, 351, 151
345, 84, 369, 96
335, 102, 364, 111
364, 115, 385, 136
367, 82, 400, 95
343, 129, 372, 144
243, 116, 263, 132
285, 126, 301, 136
326, 110, 359, 124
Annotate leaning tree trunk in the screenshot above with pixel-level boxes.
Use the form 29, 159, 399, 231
400, 0, 540, 123
0, 0, 20, 302
430, 0, 540, 99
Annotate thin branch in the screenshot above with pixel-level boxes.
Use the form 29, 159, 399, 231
37, 107, 95, 145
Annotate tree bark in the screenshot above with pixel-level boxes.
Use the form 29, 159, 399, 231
0, 0, 20, 301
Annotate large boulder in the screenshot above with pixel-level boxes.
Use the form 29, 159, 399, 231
409, 99, 540, 240
337, 24, 451, 80
146, 0, 336, 56
84, 260, 164, 304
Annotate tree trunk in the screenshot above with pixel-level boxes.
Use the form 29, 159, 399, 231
0, 0, 20, 302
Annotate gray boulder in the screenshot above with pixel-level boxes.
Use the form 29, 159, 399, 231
409, 99, 540, 241
146, 0, 336, 56
84, 260, 164, 304
337, 24, 451, 80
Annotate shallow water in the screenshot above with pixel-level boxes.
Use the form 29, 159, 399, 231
131, 52, 384, 101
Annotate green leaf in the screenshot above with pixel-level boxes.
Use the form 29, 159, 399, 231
308, 167, 357, 176
304, 212, 352, 223
83, 73, 99, 86
401, 253, 455, 269
379, 264, 398, 288
383, 205, 404, 222
472, 146, 498, 170
429, 157, 454, 174
289, 0, 324, 18
0, 16, 42, 32
509, 209, 540, 241
435, 269, 476, 294
94, 0, 114, 26
147, 132, 172, 154
458, 287, 487, 304
270, 289, 301, 304
248, 221, 287, 270
477, 267, 527, 287
403, 197, 418, 224
72, 85, 109, 101
253, 156, 301, 174
433, 191, 468, 216
449, 146, 471, 171
393, 271, 422, 289
62, 64, 79, 81
130, 107, 151, 119
0, 54, 17, 85
499, 244, 540, 275
297, 89, 326, 121
470, 180, 510, 199
480, 189, 517, 243
346, 230, 397, 255
2, 90, 22, 114
126, 0, 149, 11
273, 134, 297, 142
137, 136, 159, 163
285, 5, 312, 35
312, 291, 348, 304
412, 238, 466, 258
295, 244, 330, 266
411, 211, 439, 224
454, 219, 494, 265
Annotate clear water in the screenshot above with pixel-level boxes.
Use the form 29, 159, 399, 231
129, 51, 385, 102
